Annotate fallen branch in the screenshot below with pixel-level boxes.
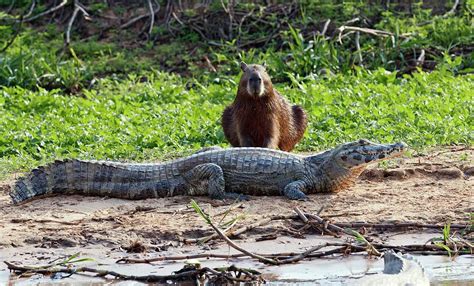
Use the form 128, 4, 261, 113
5, 261, 261, 283
118, 242, 355, 264
181, 214, 295, 244
207, 212, 279, 265
327, 221, 471, 231
182, 211, 470, 244
10, 218, 83, 225
297, 208, 380, 256
117, 240, 468, 265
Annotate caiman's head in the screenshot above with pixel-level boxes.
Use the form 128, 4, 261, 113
239, 61, 271, 97
332, 139, 407, 169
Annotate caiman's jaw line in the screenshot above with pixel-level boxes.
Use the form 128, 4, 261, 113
335, 139, 407, 168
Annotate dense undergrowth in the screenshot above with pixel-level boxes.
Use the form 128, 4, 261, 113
0, 1, 473, 176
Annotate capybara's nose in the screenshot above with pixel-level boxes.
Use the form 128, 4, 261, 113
249, 76, 262, 83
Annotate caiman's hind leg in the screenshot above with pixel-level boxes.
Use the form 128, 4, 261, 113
183, 163, 247, 200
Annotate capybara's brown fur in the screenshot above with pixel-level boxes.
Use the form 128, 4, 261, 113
222, 62, 307, 151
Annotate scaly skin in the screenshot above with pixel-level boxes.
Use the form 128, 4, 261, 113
10, 139, 406, 204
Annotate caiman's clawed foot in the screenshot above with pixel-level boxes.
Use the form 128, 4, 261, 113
283, 181, 308, 200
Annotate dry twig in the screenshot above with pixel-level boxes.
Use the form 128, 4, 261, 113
181, 214, 295, 244
337, 25, 410, 44
65, 1, 89, 46
22, 0, 68, 22
145, 0, 155, 39
445, 0, 460, 17
297, 208, 381, 256
207, 214, 279, 265
5, 261, 261, 283
117, 240, 468, 265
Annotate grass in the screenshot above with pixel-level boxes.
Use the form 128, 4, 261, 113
0, 68, 472, 178
0, 3, 472, 178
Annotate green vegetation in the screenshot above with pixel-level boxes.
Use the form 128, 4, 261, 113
1, 68, 472, 177
0, 1, 473, 177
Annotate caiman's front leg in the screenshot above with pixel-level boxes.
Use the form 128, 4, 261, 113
282, 180, 308, 200
183, 163, 248, 200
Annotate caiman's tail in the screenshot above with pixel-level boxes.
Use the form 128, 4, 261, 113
10, 159, 165, 204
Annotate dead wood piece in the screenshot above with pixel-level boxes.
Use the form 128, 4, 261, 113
65, 1, 90, 46
294, 207, 309, 223
333, 222, 471, 231
117, 253, 248, 264
207, 214, 279, 265
298, 208, 381, 256
181, 214, 296, 244
10, 218, 82, 225
5, 261, 261, 283
255, 233, 278, 242
116, 240, 466, 266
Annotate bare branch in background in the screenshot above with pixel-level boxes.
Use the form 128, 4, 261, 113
65, 1, 89, 46
321, 19, 331, 36
24, 0, 36, 18
416, 49, 425, 66
22, 0, 68, 22
355, 31, 363, 66
445, 0, 460, 17
6, 0, 16, 14
146, 0, 155, 39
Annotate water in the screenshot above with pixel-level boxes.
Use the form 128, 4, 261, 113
2, 233, 473, 285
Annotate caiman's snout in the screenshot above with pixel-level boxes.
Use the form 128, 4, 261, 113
336, 139, 407, 168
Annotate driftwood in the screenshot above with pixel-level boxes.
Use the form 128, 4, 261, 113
180, 213, 295, 244
117, 240, 470, 265
5, 261, 263, 283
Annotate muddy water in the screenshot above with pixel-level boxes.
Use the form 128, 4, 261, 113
2, 233, 473, 285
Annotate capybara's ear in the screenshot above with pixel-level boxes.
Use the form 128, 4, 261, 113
240, 61, 248, 71
262, 61, 267, 69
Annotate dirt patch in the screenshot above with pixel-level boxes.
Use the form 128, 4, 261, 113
0, 147, 472, 265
